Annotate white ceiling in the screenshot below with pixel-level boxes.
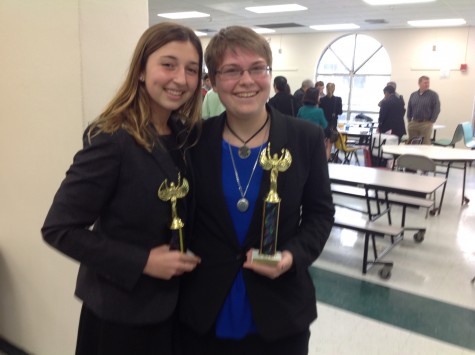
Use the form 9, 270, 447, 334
148, 0, 475, 35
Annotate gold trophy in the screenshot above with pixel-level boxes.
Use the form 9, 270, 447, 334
158, 174, 189, 253
252, 143, 292, 265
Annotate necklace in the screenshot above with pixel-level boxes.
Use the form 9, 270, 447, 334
228, 140, 267, 212
225, 115, 269, 159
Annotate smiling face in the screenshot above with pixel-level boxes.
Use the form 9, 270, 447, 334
142, 40, 200, 121
213, 47, 271, 122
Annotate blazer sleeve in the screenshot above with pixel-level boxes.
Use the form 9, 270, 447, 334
378, 100, 388, 130
41, 130, 149, 291
336, 97, 343, 115
281, 123, 334, 272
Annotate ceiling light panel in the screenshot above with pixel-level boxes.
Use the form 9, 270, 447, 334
408, 18, 466, 27
363, 0, 435, 5
252, 28, 276, 34
245, 4, 307, 14
157, 11, 210, 19
194, 31, 208, 37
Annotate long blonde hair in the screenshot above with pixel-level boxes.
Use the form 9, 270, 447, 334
88, 22, 203, 152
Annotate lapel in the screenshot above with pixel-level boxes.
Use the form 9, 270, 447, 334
242, 105, 290, 249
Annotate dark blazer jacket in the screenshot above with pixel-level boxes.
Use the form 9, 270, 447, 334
179, 106, 335, 340
319, 95, 343, 129
268, 91, 298, 117
42, 118, 191, 325
379, 94, 406, 139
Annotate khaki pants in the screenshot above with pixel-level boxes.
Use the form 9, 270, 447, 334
408, 121, 433, 145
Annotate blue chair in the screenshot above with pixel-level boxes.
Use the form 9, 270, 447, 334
461, 122, 475, 149
432, 123, 463, 148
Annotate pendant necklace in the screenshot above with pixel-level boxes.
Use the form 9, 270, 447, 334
228, 142, 264, 212
228, 140, 266, 212
225, 114, 269, 159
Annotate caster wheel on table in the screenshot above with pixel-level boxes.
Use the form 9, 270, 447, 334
379, 266, 392, 280
413, 231, 425, 243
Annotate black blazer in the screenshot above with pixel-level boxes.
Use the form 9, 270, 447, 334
180, 106, 335, 340
268, 91, 298, 117
379, 94, 407, 139
42, 119, 191, 325
319, 95, 343, 129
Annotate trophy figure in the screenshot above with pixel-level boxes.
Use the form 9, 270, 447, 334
252, 143, 292, 265
158, 174, 189, 252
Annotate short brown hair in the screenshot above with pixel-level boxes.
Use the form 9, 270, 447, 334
418, 75, 429, 83
383, 85, 395, 95
204, 26, 273, 85
302, 88, 319, 105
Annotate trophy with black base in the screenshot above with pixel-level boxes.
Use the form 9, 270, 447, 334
158, 174, 189, 253
252, 143, 292, 265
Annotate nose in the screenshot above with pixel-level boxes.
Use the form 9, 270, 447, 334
173, 66, 187, 84
238, 69, 254, 83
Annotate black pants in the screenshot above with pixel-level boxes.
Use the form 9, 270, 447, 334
76, 305, 176, 355
180, 323, 310, 355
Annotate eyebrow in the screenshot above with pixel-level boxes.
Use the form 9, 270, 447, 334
159, 55, 199, 66
221, 60, 267, 67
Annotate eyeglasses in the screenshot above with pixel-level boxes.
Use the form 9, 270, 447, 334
216, 65, 272, 80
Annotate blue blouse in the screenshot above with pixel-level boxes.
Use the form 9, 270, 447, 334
215, 139, 265, 339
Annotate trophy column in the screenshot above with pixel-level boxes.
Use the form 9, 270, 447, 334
252, 143, 292, 265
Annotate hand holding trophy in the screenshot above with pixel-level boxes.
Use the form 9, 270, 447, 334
251, 143, 292, 265
158, 174, 189, 253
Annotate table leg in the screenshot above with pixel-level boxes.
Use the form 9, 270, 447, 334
462, 162, 470, 205
433, 163, 450, 215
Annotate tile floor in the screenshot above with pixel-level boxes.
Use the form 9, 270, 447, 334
309, 159, 475, 354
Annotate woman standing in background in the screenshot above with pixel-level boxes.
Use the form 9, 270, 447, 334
319, 82, 343, 160
297, 87, 328, 130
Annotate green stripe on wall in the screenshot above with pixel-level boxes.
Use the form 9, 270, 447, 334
310, 267, 475, 350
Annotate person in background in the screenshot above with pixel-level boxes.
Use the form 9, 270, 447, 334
293, 79, 314, 110
319, 82, 343, 160
268, 75, 298, 116
407, 75, 441, 144
41, 22, 202, 355
285, 83, 291, 95
315, 80, 325, 102
202, 87, 226, 119
297, 87, 328, 130
201, 73, 212, 98
179, 25, 334, 355
378, 85, 406, 142
378, 81, 405, 109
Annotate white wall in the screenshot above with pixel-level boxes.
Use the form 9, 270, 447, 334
0, 4, 474, 353
0, 1, 147, 354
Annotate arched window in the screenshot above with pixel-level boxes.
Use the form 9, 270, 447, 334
316, 33, 391, 122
